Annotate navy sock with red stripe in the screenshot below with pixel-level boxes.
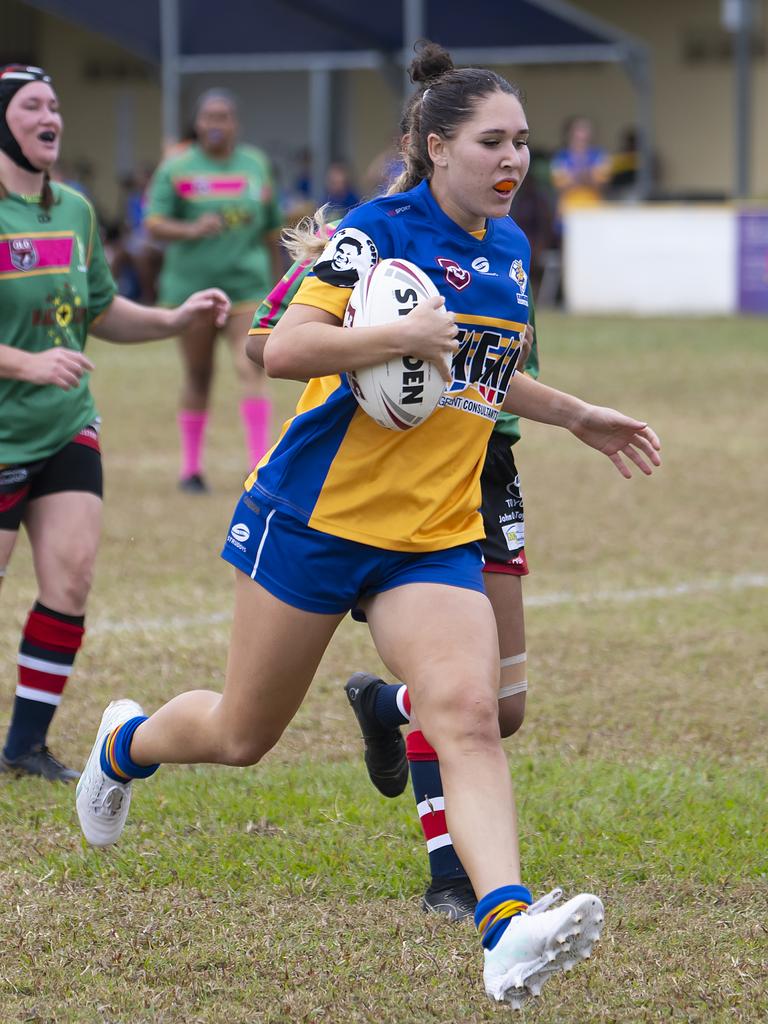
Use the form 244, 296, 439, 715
373, 682, 411, 729
407, 730, 468, 885
4, 602, 84, 760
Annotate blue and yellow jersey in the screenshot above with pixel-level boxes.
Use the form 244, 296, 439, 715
245, 180, 531, 553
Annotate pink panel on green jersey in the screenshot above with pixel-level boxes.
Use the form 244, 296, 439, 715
0, 235, 74, 275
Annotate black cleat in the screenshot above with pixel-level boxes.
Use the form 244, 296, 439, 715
344, 672, 408, 798
422, 879, 477, 922
178, 473, 209, 494
0, 745, 80, 783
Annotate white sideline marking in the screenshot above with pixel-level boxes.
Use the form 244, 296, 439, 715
524, 573, 768, 608
88, 574, 768, 638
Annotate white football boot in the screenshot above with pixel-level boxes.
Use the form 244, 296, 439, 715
483, 890, 605, 1008
76, 699, 144, 847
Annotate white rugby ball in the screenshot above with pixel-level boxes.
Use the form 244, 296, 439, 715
344, 258, 447, 431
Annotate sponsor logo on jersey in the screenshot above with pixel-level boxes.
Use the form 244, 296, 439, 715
386, 204, 412, 217
509, 259, 529, 306
472, 257, 490, 274
313, 227, 378, 289
436, 257, 471, 291
9, 238, 38, 271
445, 319, 523, 409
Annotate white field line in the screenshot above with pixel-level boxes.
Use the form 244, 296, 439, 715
90, 573, 768, 637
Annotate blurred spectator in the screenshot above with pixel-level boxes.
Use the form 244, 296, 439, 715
322, 160, 360, 217
550, 116, 611, 218
362, 135, 405, 197
512, 152, 557, 299
292, 145, 313, 199
608, 127, 660, 200
119, 165, 163, 304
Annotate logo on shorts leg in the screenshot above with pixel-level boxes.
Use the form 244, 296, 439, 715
502, 521, 525, 551
230, 523, 250, 543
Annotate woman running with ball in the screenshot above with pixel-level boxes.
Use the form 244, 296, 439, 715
76, 42, 660, 1008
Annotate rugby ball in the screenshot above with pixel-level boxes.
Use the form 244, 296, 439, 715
344, 259, 447, 431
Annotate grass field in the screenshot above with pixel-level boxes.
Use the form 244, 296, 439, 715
1, 314, 766, 1023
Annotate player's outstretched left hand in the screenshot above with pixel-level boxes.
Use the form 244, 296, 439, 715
172, 288, 231, 330
570, 404, 661, 478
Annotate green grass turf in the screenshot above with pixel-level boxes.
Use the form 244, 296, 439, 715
1, 313, 766, 1022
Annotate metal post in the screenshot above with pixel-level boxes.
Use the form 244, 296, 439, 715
159, 0, 181, 148
402, 0, 425, 95
625, 48, 654, 201
309, 67, 331, 205
734, 0, 752, 198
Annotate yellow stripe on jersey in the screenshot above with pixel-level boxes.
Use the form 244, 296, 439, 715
454, 312, 527, 332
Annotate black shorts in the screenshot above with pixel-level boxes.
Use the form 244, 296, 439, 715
479, 432, 528, 576
0, 424, 103, 531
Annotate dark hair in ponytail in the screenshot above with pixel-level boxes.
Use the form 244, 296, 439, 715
392, 40, 522, 193
41, 170, 53, 209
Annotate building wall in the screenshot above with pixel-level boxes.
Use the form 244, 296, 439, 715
2, 0, 767, 217
546, 0, 768, 197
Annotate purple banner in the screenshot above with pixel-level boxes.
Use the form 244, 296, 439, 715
738, 211, 768, 314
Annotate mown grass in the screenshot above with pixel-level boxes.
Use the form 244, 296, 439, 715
1, 314, 766, 1023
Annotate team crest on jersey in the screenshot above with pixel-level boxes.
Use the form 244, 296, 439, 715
509, 259, 529, 306
314, 227, 378, 288
436, 257, 471, 291
9, 238, 38, 271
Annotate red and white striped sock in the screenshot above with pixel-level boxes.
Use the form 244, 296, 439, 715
3, 602, 84, 759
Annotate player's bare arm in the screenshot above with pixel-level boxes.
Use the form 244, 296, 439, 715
264, 296, 457, 383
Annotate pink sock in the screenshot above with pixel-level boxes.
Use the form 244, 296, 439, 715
240, 397, 272, 468
178, 410, 208, 479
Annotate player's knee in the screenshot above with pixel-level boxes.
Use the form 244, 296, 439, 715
436, 686, 501, 752
52, 548, 95, 608
219, 728, 281, 767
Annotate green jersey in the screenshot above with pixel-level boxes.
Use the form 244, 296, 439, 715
147, 143, 282, 307
493, 300, 539, 445
251, 240, 540, 447
0, 184, 116, 465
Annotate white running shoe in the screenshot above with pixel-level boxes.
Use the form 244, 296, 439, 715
75, 699, 144, 847
483, 892, 605, 1008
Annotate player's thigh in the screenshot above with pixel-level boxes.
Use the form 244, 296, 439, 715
213, 568, 344, 750
0, 528, 19, 588
364, 582, 500, 738
24, 491, 102, 611
224, 306, 264, 381
484, 571, 525, 655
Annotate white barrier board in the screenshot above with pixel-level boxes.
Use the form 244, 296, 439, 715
564, 206, 737, 315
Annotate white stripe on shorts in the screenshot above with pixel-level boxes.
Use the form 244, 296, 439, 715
250, 508, 276, 580
15, 684, 61, 706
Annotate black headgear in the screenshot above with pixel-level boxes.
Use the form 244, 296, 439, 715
0, 64, 54, 173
